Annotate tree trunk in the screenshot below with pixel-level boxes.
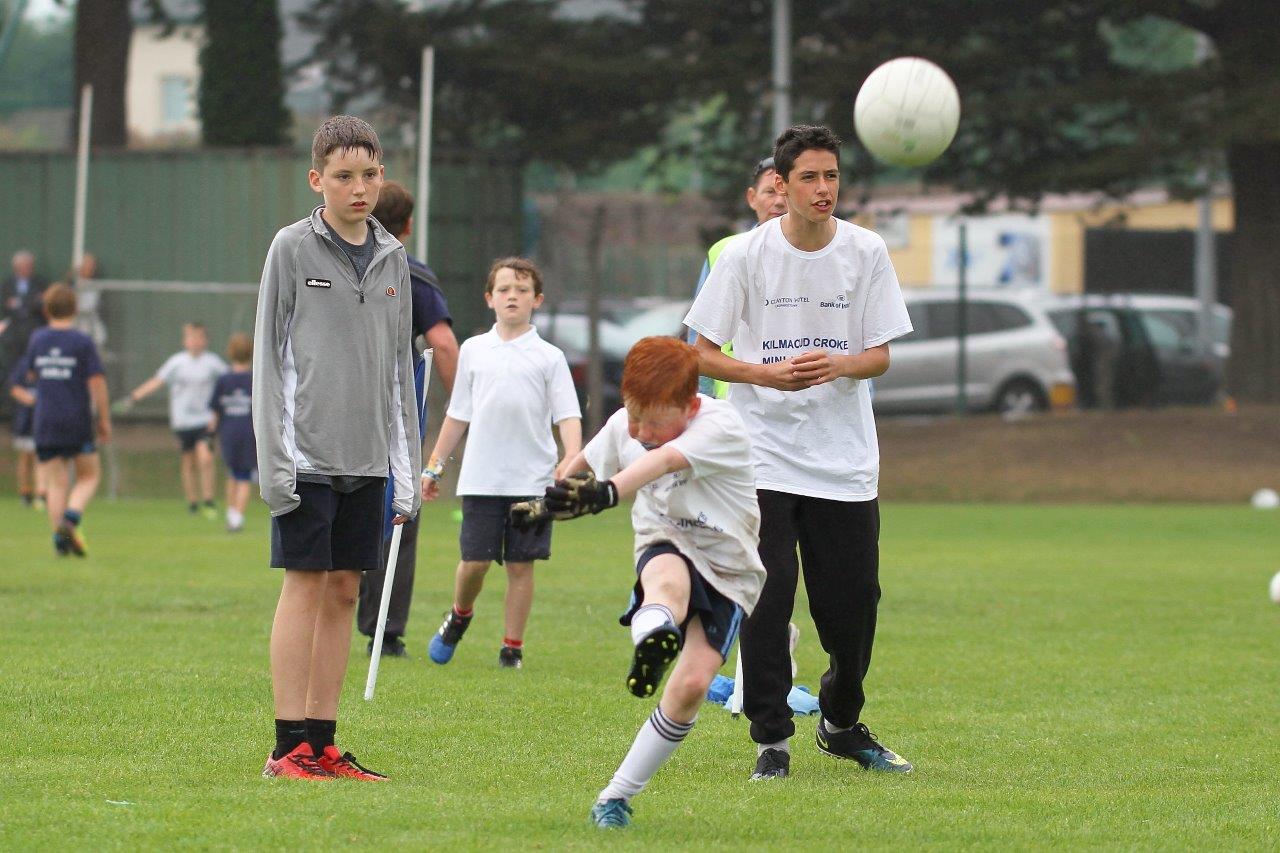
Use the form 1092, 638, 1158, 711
1224, 142, 1280, 402
72, 0, 131, 148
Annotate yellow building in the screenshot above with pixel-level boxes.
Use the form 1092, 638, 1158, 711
849, 188, 1232, 294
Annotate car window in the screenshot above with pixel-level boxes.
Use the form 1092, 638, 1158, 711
987, 303, 1033, 332
924, 302, 958, 339
1047, 310, 1076, 339
921, 300, 1029, 338
1140, 311, 1195, 353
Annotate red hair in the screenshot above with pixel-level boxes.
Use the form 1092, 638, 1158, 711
621, 336, 699, 411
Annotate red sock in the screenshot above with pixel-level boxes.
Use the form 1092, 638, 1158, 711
453, 605, 473, 618
503, 637, 523, 649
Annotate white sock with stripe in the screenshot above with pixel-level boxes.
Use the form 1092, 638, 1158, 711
597, 707, 695, 803
629, 604, 676, 646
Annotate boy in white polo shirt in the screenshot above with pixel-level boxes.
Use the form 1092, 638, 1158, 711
119, 322, 227, 516
685, 124, 915, 779
512, 335, 765, 829
421, 257, 581, 668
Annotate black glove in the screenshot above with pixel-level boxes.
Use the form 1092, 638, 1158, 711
509, 499, 552, 535
544, 472, 619, 519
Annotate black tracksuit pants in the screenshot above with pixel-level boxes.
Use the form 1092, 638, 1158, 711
357, 515, 420, 640
742, 490, 881, 745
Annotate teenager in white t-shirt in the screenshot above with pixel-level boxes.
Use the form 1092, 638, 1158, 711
513, 336, 765, 829
118, 322, 228, 516
421, 258, 582, 669
684, 125, 915, 780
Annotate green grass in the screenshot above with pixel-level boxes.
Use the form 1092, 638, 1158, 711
1, 500, 1276, 849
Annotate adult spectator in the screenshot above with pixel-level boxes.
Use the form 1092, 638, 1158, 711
0, 250, 49, 372
357, 180, 461, 658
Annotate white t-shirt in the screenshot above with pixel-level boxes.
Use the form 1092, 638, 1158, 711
584, 397, 765, 614
448, 325, 581, 496
156, 351, 228, 430
683, 217, 913, 501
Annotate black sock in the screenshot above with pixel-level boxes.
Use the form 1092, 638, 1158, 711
305, 718, 337, 757
273, 719, 306, 760
188, 502, 198, 513
204, 499, 216, 508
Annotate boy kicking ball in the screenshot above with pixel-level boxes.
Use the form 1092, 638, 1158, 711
514, 336, 764, 828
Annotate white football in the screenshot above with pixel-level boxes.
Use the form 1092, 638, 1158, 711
855, 57, 960, 167
1251, 488, 1280, 510
1270, 571, 1280, 604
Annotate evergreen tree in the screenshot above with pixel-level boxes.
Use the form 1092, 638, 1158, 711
199, 0, 288, 146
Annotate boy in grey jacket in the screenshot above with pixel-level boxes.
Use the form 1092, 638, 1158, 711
254, 115, 420, 782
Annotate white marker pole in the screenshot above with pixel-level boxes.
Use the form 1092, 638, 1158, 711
365, 350, 433, 700
729, 647, 744, 717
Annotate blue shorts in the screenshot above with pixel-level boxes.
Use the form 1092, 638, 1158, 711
621, 542, 743, 662
36, 442, 96, 462
459, 495, 552, 565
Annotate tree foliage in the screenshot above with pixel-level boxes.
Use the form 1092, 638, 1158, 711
296, 0, 686, 168
300, 0, 1280, 400
199, 0, 288, 146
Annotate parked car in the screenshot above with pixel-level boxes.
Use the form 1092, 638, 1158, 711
872, 289, 1077, 415
1038, 293, 1231, 407
534, 310, 631, 418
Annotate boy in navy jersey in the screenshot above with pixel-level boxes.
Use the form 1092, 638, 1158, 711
9, 284, 111, 555
209, 333, 255, 532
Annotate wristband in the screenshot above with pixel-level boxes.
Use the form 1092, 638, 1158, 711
421, 456, 446, 482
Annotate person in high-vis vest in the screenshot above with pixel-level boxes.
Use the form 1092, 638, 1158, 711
687, 156, 788, 398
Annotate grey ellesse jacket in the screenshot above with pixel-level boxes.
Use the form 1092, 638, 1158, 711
252, 207, 421, 518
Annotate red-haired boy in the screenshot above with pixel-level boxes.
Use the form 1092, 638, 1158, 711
516, 336, 764, 829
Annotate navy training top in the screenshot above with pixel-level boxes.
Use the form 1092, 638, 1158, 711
408, 255, 452, 340
19, 326, 104, 448
209, 370, 255, 469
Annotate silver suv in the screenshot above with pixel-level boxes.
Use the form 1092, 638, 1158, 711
874, 289, 1076, 415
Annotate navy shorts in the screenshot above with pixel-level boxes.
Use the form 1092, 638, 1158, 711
36, 442, 96, 462
219, 436, 256, 481
174, 427, 212, 452
270, 479, 386, 572
459, 495, 552, 565
622, 541, 744, 661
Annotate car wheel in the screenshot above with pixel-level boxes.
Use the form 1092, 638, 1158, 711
994, 379, 1047, 415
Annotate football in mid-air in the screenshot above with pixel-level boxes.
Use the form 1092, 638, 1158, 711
854, 56, 961, 167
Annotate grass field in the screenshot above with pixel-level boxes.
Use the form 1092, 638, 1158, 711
1, 498, 1277, 849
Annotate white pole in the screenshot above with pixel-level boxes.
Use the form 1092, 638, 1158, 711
729, 647, 744, 717
72, 84, 92, 272
365, 349, 434, 700
772, 0, 792, 138
415, 46, 435, 263
1194, 167, 1217, 357
364, 523, 403, 700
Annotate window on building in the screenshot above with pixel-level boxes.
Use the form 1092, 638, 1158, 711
160, 76, 193, 124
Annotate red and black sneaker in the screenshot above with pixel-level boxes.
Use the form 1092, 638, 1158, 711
262, 742, 335, 780
317, 745, 389, 781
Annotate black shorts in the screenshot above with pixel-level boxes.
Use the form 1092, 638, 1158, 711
459, 495, 552, 565
175, 427, 212, 452
270, 479, 386, 572
622, 541, 744, 662
36, 441, 96, 462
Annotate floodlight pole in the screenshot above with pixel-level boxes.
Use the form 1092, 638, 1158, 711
73, 85, 93, 273
415, 46, 435, 263
772, 0, 791, 137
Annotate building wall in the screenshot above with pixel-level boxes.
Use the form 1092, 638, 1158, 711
864, 193, 1233, 293
126, 24, 203, 145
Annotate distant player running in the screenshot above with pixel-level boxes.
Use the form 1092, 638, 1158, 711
9, 284, 111, 556
513, 336, 764, 829
118, 322, 227, 517
208, 333, 255, 532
